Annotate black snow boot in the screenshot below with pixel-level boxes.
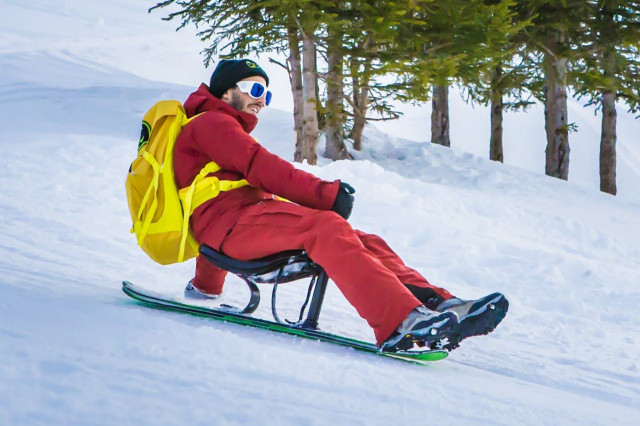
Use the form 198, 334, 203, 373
380, 305, 458, 353
434, 292, 509, 350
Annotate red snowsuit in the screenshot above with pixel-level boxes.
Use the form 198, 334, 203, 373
174, 84, 452, 345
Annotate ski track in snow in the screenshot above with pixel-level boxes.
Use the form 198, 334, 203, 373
1, 1, 640, 424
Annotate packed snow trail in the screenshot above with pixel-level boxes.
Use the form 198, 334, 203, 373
1, 1, 640, 424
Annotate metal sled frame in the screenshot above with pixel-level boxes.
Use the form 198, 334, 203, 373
199, 245, 330, 330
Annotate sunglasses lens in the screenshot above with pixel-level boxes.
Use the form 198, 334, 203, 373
250, 82, 265, 98
265, 91, 272, 106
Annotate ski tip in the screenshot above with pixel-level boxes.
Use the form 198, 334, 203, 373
414, 350, 448, 362
384, 349, 449, 362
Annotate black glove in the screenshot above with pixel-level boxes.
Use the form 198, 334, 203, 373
331, 181, 355, 219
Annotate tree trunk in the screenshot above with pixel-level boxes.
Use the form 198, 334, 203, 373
315, 50, 325, 133
600, 90, 617, 195
301, 33, 319, 165
351, 80, 369, 151
490, 66, 504, 162
287, 26, 305, 163
599, 40, 617, 196
543, 34, 570, 180
325, 35, 349, 160
431, 84, 450, 146
350, 35, 372, 151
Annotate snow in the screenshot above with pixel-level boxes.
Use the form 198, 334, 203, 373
1, 1, 640, 424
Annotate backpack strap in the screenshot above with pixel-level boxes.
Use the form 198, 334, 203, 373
132, 150, 161, 246
177, 161, 250, 262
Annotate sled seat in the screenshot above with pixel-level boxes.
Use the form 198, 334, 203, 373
199, 245, 330, 329
199, 245, 322, 283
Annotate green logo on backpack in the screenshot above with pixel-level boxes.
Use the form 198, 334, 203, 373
138, 121, 151, 151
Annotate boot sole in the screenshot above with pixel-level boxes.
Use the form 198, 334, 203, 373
439, 293, 509, 351
381, 313, 458, 353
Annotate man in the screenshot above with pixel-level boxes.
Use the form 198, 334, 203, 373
173, 59, 508, 352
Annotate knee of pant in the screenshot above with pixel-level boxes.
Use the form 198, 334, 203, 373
312, 210, 353, 235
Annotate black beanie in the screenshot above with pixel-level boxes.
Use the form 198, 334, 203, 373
208, 59, 270, 98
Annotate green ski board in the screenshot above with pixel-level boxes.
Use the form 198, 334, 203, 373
122, 281, 448, 364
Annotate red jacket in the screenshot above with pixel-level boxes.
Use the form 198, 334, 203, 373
174, 84, 340, 250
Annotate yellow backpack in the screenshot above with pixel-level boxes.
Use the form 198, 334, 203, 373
125, 100, 249, 265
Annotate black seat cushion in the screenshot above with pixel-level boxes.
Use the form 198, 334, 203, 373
199, 245, 314, 277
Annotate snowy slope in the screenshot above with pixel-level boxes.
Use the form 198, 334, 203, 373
1, 1, 640, 425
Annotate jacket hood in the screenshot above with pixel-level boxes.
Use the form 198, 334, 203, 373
183, 83, 258, 134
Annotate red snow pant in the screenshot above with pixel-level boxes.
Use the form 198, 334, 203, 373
193, 200, 453, 345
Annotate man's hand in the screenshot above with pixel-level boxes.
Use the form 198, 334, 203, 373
331, 181, 356, 219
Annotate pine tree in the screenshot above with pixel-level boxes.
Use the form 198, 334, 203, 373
518, 0, 592, 181
391, 0, 519, 147
340, 0, 417, 152
323, 1, 351, 160
461, 0, 532, 162
574, 0, 640, 195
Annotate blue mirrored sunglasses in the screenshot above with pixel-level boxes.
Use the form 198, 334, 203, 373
236, 81, 272, 106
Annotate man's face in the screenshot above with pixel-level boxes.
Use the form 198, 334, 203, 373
221, 76, 268, 117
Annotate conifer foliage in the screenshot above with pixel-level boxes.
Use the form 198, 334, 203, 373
151, 0, 640, 195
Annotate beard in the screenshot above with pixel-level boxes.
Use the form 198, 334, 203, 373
228, 89, 261, 116
228, 90, 246, 112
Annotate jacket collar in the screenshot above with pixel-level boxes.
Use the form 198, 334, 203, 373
184, 83, 258, 133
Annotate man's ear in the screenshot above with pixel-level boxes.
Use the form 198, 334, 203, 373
220, 87, 234, 103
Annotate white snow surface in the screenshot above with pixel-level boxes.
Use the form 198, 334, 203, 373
1, 1, 640, 425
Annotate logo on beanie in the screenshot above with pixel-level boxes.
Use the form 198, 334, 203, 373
138, 121, 151, 151
245, 60, 258, 69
